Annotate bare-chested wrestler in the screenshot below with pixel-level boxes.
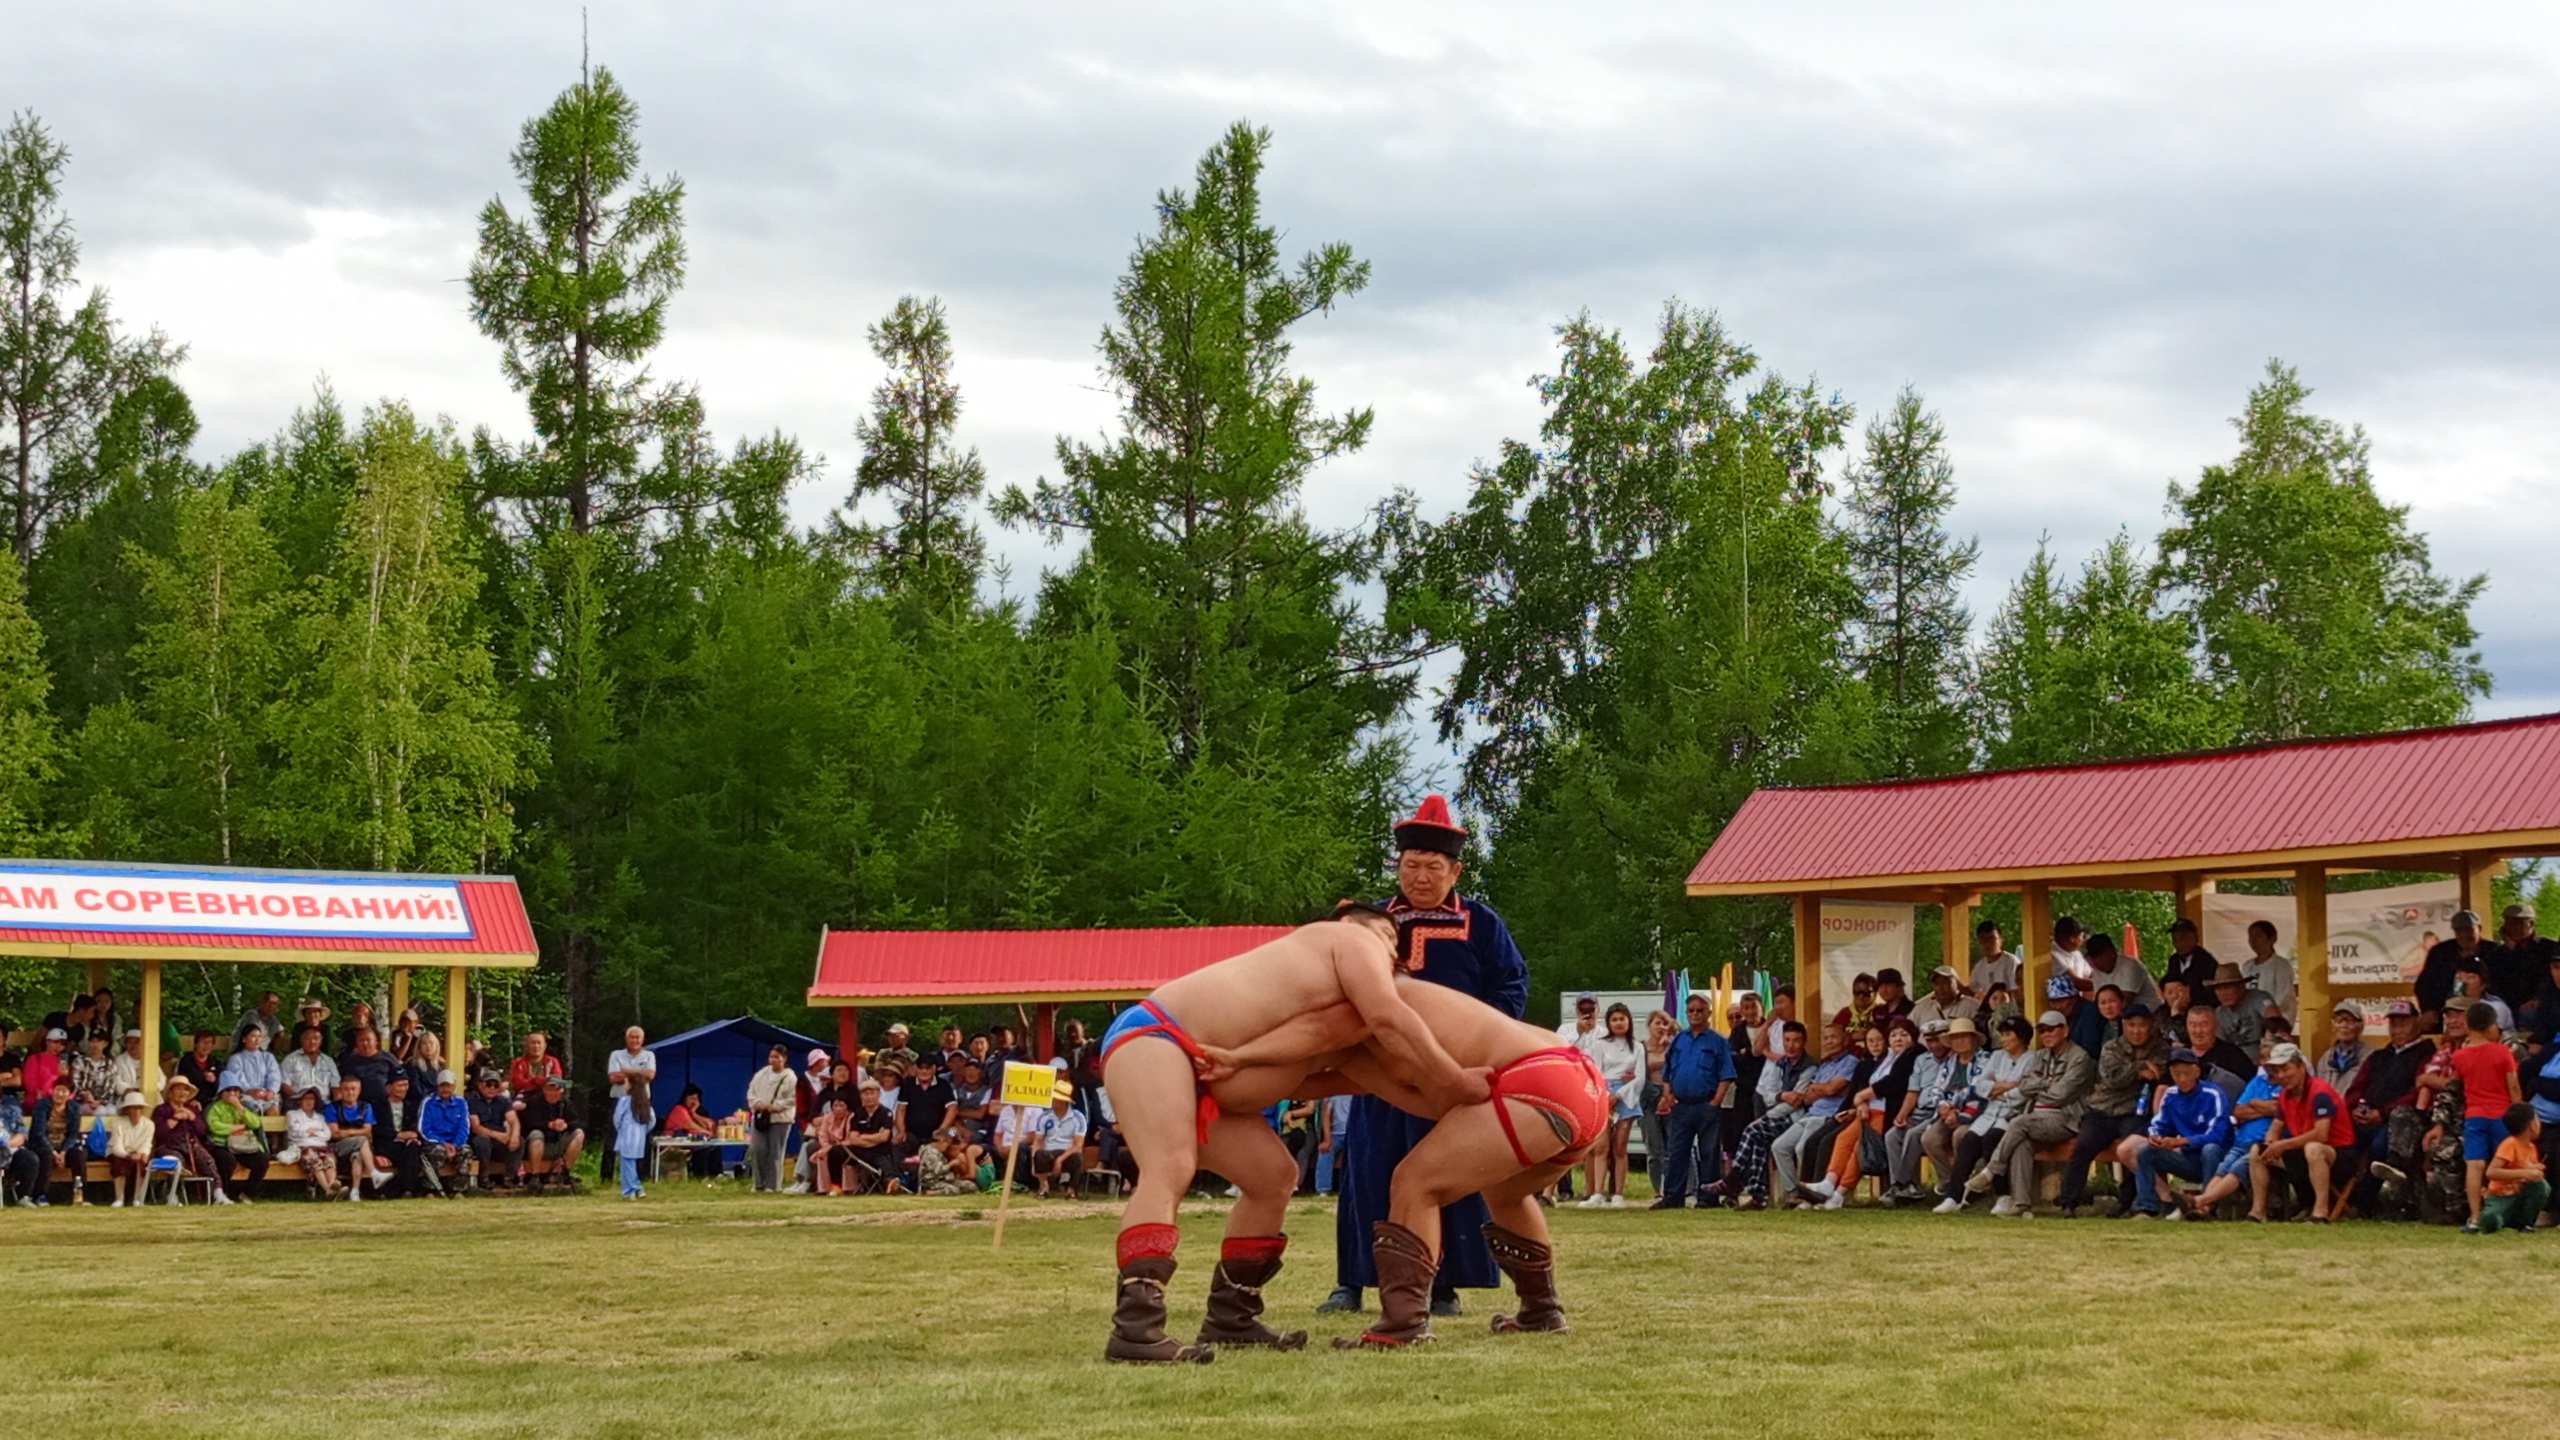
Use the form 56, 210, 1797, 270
1097, 903, 1492, 1364
1203, 975, 1610, 1348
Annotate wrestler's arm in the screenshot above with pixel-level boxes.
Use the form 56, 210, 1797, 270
1314, 1048, 1445, 1119
1334, 938, 1491, 1109
1195, 1002, 1362, 1081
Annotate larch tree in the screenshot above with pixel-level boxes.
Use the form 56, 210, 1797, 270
1842, 387, 1978, 777
844, 294, 987, 611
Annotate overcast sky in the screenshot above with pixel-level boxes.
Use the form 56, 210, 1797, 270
10, 2, 2559, 739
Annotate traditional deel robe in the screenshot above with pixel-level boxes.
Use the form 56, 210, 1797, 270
1334, 891, 1530, 1290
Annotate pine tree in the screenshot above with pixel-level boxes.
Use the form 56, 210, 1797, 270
844, 295, 986, 609
1842, 387, 1977, 776
1978, 533, 2226, 767
0, 543, 63, 849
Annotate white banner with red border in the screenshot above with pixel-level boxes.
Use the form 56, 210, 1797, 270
0, 865, 474, 940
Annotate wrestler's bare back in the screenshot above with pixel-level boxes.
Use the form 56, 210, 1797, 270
1204, 978, 1555, 1117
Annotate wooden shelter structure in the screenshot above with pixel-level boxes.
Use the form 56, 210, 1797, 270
1685, 714, 2560, 1025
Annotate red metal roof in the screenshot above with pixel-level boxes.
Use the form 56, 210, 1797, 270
0, 861, 538, 965
1687, 713, 2560, 894
808, 925, 1293, 1005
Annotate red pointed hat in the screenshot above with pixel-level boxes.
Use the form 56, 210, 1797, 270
1393, 795, 1467, 859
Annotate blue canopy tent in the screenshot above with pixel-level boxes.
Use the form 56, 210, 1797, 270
650, 1014, 832, 1127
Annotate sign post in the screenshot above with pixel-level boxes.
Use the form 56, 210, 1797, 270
992, 1060, 1056, 1250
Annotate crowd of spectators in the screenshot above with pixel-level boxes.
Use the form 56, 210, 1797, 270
1593, 904, 2560, 1232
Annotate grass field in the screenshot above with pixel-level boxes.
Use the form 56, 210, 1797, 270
14, 1181, 2560, 1439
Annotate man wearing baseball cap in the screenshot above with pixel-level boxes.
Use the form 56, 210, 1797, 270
2128, 1047, 2232, 1218
2247, 1042, 2354, 1223
1971, 1007, 2094, 1216
2415, 910, 2510, 1027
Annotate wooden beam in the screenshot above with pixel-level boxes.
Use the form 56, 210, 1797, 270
389, 967, 410, 1028
86, 958, 110, 996
139, 960, 163, 1104
1792, 894, 1823, 1034
2174, 873, 2206, 930
1941, 896, 1972, 986
2460, 853, 2500, 925
445, 967, 467, 1080
837, 1007, 861, 1061
1034, 1002, 1057, 1064
2295, 865, 2329, 1029
2021, 882, 2052, 1011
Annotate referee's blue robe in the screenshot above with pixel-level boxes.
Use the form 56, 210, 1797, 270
1333, 893, 1530, 1290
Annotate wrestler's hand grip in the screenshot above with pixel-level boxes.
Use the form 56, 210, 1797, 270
1192, 1048, 1239, 1085
1441, 1066, 1495, 1108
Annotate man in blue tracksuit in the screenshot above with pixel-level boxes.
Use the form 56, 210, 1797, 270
1322, 795, 1529, 1317
1651, 993, 1736, 1207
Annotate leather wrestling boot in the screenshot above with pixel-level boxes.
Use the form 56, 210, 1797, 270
1333, 1221, 1436, 1348
1105, 1229, 1214, 1364
1196, 1236, 1309, 1350
1485, 1223, 1568, 1333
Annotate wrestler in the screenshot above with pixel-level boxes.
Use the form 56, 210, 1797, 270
1205, 976, 1607, 1347
1097, 904, 1492, 1364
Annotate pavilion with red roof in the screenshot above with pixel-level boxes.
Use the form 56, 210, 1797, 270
1685, 713, 2560, 1025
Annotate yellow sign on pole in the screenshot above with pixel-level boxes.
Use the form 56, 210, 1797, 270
1001, 1061, 1057, 1108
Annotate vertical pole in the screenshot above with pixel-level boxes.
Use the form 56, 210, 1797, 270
2459, 853, 2500, 929
2294, 865, 2329, 1033
2021, 882, 2053, 1012
992, 1132, 1023, 1250
837, 1007, 861, 1061
140, 961, 164, 1103
86, 958, 110, 997
445, 968, 468, 1078
2174, 873, 2207, 932
1034, 1002, 1057, 1064
1792, 894, 1824, 1032
1941, 895, 1973, 986
390, 968, 410, 1028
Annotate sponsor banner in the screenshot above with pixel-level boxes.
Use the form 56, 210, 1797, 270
2201, 880, 2458, 993
1820, 901, 1916, 1015
0, 865, 475, 940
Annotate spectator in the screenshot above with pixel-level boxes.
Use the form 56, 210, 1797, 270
1772, 1023, 1860, 1208
2188, 1049, 2284, 1218
403, 1032, 448, 1101
2224, 920, 2290, 1021
789, 1047, 834, 1192
109, 1031, 144, 1099
2182, 1005, 2256, 1101
1917, 1019, 1988, 1206
2157, 979, 2195, 1036
2500, 905, 2559, 1011
1935, 1016, 2034, 1213
205, 1080, 267, 1203
1979, 982, 2023, 1036
465, 1071, 521, 1192
2250, 1042, 2352, 1223
1031, 1078, 1088, 1197
607, 1025, 659, 1201
2415, 910, 2508, 1025
1971, 920, 2022, 998
234, 991, 285, 1052
1581, 1003, 1643, 1207
1652, 993, 1735, 1209
2446, 1003, 2523, 1232
2531, 1035, 2560, 1221
508, 1033, 564, 1095
90, 987, 122, 1047
917, 1125, 982, 1195
278, 1026, 339, 1109
2477, 1103, 2549, 1233
322, 1078, 380, 1201
2128, 1048, 2233, 1218
2450, 959, 2513, 1034
521, 1075, 585, 1182
292, 999, 329, 1043
1719, 1021, 1814, 1210
70, 1034, 119, 1112
2049, 975, 2102, 1060
2413, 1004, 2476, 1222
874, 1024, 920, 1076
27, 1076, 85, 1205
2208, 965, 2278, 1059
745, 1044, 798, 1193
386, 1008, 424, 1066
663, 1082, 725, 1183
1910, 967, 1980, 1030
219, 1024, 282, 1115
2049, 915, 2091, 988
0, 1086, 37, 1204
23, 1028, 67, 1107
104, 1091, 153, 1207
807, 1095, 858, 1194
146, 1075, 230, 1205
2316, 1004, 2371, 1094
2526, 948, 2560, 1054
280, 1087, 342, 1198
1832, 973, 1882, 1032
900, 1053, 954, 1171
175, 1031, 226, 1097
2161, 917, 2220, 996
2059, 1001, 2167, 1218
2347, 1000, 2437, 1219
1809, 1020, 1918, 1208
337, 1026, 398, 1118
932, 1025, 967, 1075
1312, 1092, 1351, 1194
1972, 1008, 2095, 1217
950, 1058, 993, 1148
2078, 932, 2160, 1012
374, 1073, 440, 1198
1724, 992, 1768, 1163
1884, 1022, 1952, 1205
420, 1069, 471, 1192
1871, 969, 1915, 1021
1637, 1009, 1676, 1196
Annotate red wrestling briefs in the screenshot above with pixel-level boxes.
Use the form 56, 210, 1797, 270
1488, 1046, 1610, 1170
1098, 999, 1221, 1146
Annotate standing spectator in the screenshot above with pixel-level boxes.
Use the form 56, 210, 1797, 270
2236, 920, 2296, 1021
1555, 993, 1603, 1206
2128, 1049, 2232, 1218
1910, 968, 1980, 1030
1970, 921, 2022, 999
375, 1073, 439, 1197
281, 1087, 341, 1198
104, 1091, 153, 1207
508, 1033, 565, 1095
1935, 1017, 2034, 1213
2249, 1042, 2353, 1223
1974, 1009, 2095, 1217
220, 1024, 282, 1114
23, 1028, 67, 1107
933, 1025, 968, 1075
2160, 918, 2220, 996
2048, 916, 2091, 987
28, 1076, 85, 1205
790, 1047, 834, 1192
521, 1074, 585, 1180
2058, 1002, 2167, 1218
466, 1071, 522, 1191
336, 1027, 398, 1116
420, 1070, 471, 1193
2079, 933, 2161, 1012
2499, 905, 2559, 1016
89, 987, 122, 1048
70, 1034, 119, 1112
1313, 1093, 1352, 1194
1724, 992, 1768, 1164
333, 1003, 378, 1057
205, 1080, 268, 1203
2414, 910, 2507, 1026
234, 992, 285, 1052
2446, 1004, 2523, 1232
2477, 1103, 2549, 1233
1651, 994, 1734, 1209
607, 1026, 658, 1201
663, 1083, 726, 1182
1582, 1003, 1643, 1207
874, 1024, 920, 1075
323, 1078, 380, 1201
1636, 1009, 1676, 1196
2209, 965, 2278, 1058
175, 1031, 226, 1097
1031, 1078, 1088, 1197
745, 1044, 798, 1193
149, 1076, 230, 1204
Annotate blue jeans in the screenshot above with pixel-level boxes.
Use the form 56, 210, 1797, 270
618, 1155, 642, 1196
2132, 1140, 2226, 1212
1659, 1098, 1722, 1202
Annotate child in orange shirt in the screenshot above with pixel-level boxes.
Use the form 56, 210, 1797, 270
2477, 1103, 2549, 1235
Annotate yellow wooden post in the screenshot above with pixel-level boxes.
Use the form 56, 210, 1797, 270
445, 967, 468, 1077
2459, 853, 2500, 928
139, 961, 164, 1103
2175, 873, 2207, 931
1793, 893, 1824, 1032
2294, 865, 2329, 1031
86, 958, 110, 998
1941, 894, 1973, 986
390, 968, 410, 1028
2021, 882, 2052, 1011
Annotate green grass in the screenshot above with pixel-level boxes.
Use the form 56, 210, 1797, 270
13, 1182, 2560, 1439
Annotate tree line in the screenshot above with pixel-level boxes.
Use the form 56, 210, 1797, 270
0, 68, 2495, 1063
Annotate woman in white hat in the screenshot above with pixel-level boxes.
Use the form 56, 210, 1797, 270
104, 1091, 154, 1207
152, 1075, 233, 1205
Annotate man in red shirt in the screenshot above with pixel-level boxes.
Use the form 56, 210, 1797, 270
507, 1033, 564, 1095
2445, 1002, 2523, 1232
2249, 1043, 2354, 1222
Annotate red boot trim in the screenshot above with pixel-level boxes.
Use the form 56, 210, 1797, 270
1221, 1234, 1286, 1265
1117, 1223, 1180, 1267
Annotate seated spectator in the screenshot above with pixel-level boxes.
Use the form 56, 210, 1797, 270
2349, 1000, 2437, 1218
1871, 969, 1915, 1020
916, 1125, 983, 1195
2183, 1005, 2256, 1101
843, 1080, 897, 1193
950, 1058, 994, 1148
790, 1047, 833, 1192
2157, 980, 2194, 1036
281, 1087, 342, 1198
1935, 1016, 2033, 1212
1974, 1007, 2095, 1217
1909, 968, 1980, 1030
151, 1075, 232, 1205
0, 1086, 38, 1205
1773, 1024, 1860, 1207
27, 1075, 86, 1205
2476, 1103, 2548, 1233
234, 991, 285, 1052
808, 1095, 858, 1194
111, 1029, 144, 1095
104, 1091, 153, 1207
520, 1074, 585, 1181
2129, 1048, 2233, 1218
2189, 1047, 2283, 1217
1978, 983, 2023, 1037
464, 1070, 521, 1191
508, 1032, 564, 1095
387, 1008, 424, 1066
2210, 964, 2278, 1056
1832, 973, 1882, 1031
205, 1080, 269, 1203
323, 1078, 380, 1201
1031, 1078, 1089, 1197
1717, 1021, 1815, 1210
2061, 1001, 2167, 1218
2250, 1042, 2352, 1223
23, 1027, 67, 1108
403, 1032, 448, 1100
219, 1023, 282, 1114
175, 1030, 226, 1097
874, 1024, 920, 1076
663, 1082, 725, 1183
2160, 918, 2220, 996
278, 1025, 340, 1108
2450, 960, 2513, 1035
2447, 1004, 2523, 1232
375, 1073, 441, 1198
2316, 1004, 2371, 1094
1886, 1021, 1957, 1205
70, 1034, 119, 1113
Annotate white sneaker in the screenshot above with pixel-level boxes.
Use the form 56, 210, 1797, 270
349, 1187, 362, 1203
1608, 1194, 1628, 1208
1577, 1194, 1609, 1208
1806, 1177, 1838, 1201
213, 1192, 233, 1205
1822, 1190, 1846, 1210
110, 1198, 125, 1208
1989, 1197, 2017, 1218
1932, 1196, 1961, 1215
